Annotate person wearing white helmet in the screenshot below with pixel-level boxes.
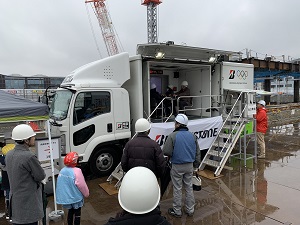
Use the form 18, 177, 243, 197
254, 100, 268, 158
162, 114, 201, 218
5, 124, 46, 225
150, 83, 163, 118
163, 84, 175, 116
104, 167, 171, 225
121, 118, 166, 178
174, 81, 191, 115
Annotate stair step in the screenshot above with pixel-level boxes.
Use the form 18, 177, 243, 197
212, 142, 230, 148
208, 149, 226, 157
111, 171, 123, 180
218, 133, 231, 139
203, 159, 220, 168
107, 162, 124, 183
225, 117, 243, 122
222, 124, 235, 130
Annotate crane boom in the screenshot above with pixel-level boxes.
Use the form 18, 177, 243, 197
86, 0, 119, 56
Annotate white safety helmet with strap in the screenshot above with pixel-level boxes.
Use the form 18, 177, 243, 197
118, 167, 160, 214
168, 84, 174, 89
151, 83, 156, 89
257, 100, 266, 107
175, 114, 188, 126
11, 124, 36, 141
181, 81, 188, 87
135, 118, 151, 133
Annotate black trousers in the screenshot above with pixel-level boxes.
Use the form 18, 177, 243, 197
68, 207, 82, 225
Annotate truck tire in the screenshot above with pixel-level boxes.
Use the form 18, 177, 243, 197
90, 147, 120, 177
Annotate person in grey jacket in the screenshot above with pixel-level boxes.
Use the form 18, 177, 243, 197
163, 114, 200, 218
6, 124, 46, 225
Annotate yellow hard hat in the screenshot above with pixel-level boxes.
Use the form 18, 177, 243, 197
2, 144, 15, 155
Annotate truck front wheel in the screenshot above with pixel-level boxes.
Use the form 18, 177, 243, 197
90, 147, 120, 177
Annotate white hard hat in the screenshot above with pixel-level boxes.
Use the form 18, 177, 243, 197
12, 124, 36, 141
168, 84, 174, 89
151, 83, 156, 89
175, 114, 188, 126
118, 167, 160, 214
257, 100, 266, 106
181, 81, 188, 86
135, 118, 151, 133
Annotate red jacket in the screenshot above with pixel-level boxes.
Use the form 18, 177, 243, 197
256, 107, 268, 134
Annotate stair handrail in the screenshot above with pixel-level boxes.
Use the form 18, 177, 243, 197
206, 92, 250, 172
215, 93, 248, 150
148, 96, 175, 123
210, 92, 244, 149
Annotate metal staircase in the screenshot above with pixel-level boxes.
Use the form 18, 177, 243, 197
106, 162, 124, 188
199, 92, 251, 177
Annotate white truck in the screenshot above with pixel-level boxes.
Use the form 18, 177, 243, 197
49, 43, 256, 176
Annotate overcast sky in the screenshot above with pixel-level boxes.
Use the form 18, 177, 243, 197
0, 0, 299, 77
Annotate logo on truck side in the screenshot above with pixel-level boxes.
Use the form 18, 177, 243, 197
116, 122, 129, 130
229, 70, 248, 80
229, 70, 235, 79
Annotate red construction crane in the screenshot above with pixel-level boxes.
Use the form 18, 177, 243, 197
85, 0, 119, 56
141, 0, 162, 43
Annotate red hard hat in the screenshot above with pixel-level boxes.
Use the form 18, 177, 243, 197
64, 152, 79, 167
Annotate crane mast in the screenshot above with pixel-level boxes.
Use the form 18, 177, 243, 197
142, 0, 162, 43
86, 0, 119, 56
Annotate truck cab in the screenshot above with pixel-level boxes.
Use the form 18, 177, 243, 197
50, 54, 131, 176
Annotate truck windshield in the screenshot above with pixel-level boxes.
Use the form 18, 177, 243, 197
49, 90, 73, 120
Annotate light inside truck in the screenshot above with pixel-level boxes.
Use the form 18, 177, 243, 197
209, 56, 216, 63
155, 50, 165, 59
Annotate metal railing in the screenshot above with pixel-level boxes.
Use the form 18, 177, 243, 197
148, 94, 232, 122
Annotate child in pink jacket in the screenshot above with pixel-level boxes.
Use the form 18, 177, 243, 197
56, 152, 89, 225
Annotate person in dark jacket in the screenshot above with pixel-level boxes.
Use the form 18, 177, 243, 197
150, 83, 164, 118
121, 118, 166, 178
6, 124, 46, 225
164, 84, 175, 116
150, 83, 163, 108
104, 167, 171, 225
0, 142, 13, 220
174, 81, 191, 114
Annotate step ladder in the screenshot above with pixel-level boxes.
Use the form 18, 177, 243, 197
106, 162, 124, 189
199, 92, 249, 177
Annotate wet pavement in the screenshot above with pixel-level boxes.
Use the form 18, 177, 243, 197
1, 123, 300, 224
